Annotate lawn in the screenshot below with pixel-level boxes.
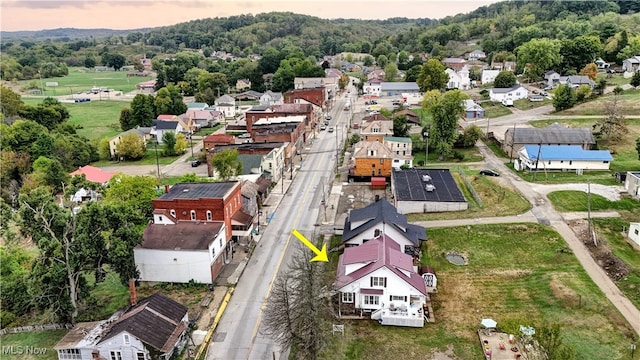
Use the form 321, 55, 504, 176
14, 67, 154, 96
557, 89, 640, 116
91, 149, 181, 167
321, 224, 637, 359
479, 101, 513, 118
596, 73, 631, 87
546, 191, 640, 212
0, 329, 69, 360
513, 97, 552, 111
406, 170, 531, 221
22, 97, 128, 140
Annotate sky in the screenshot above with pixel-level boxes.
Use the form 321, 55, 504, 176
1, 0, 500, 32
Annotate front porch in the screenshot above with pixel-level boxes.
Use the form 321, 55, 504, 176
370, 302, 432, 328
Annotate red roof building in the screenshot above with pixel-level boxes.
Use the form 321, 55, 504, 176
70, 166, 116, 185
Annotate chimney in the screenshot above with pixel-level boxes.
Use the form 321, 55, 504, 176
164, 184, 170, 193
128, 279, 137, 306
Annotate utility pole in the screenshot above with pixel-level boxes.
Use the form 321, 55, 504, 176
531, 143, 542, 182
154, 139, 160, 179
336, 123, 339, 174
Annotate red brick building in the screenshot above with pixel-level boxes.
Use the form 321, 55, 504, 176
245, 103, 314, 133
203, 134, 235, 151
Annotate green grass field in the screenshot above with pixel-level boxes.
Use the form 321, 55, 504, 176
480, 101, 513, 118
557, 89, 640, 116
322, 224, 637, 359
513, 97, 552, 111
0, 329, 69, 360
14, 67, 154, 97
547, 191, 640, 212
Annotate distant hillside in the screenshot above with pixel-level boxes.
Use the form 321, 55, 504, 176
0, 27, 153, 41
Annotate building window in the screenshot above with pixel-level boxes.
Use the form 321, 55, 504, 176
137, 353, 146, 360
219, 238, 222, 248
380, 159, 384, 164
123, 334, 130, 345
190, 210, 196, 220
342, 292, 354, 303
390, 295, 406, 302
363, 295, 379, 305
170, 209, 176, 217
58, 349, 81, 360
635, 229, 639, 235
569, 161, 573, 165
110, 351, 122, 360
207, 210, 212, 221
158, 216, 163, 222
371, 277, 386, 287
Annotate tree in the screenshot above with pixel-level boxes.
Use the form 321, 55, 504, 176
574, 84, 592, 102
30, 156, 69, 193
593, 88, 627, 142
405, 65, 422, 82
636, 137, 640, 160
211, 149, 242, 180
384, 62, 398, 81
129, 94, 155, 127
175, 133, 188, 155
84, 56, 96, 69
552, 84, 576, 111
98, 137, 111, 160
263, 243, 330, 360
104, 174, 158, 218
417, 59, 448, 91
494, 71, 517, 88
18, 98, 70, 130
162, 132, 177, 156
422, 89, 467, 160
377, 54, 388, 68
517, 38, 562, 80
392, 115, 411, 137
272, 59, 296, 92
560, 36, 602, 73
455, 125, 484, 148
579, 63, 598, 81
119, 107, 135, 131
106, 54, 126, 71
154, 84, 187, 115
115, 133, 146, 160
630, 71, 640, 88
1, 86, 24, 124
197, 71, 229, 97
534, 322, 576, 360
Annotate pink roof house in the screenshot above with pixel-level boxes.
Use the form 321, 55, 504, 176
70, 165, 116, 185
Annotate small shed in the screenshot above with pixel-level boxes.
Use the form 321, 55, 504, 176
629, 223, 640, 247
371, 177, 386, 190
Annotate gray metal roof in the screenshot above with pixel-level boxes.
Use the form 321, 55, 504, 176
157, 182, 238, 200
507, 123, 594, 145
154, 120, 178, 130
392, 168, 466, 203
491, 84, 524, 93
380, 82, 419, 91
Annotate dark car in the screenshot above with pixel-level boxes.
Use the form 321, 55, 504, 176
191, 160, 201, 167
480, 169, 500, 176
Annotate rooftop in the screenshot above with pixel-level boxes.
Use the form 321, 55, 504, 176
392, 168, 467, 203
141, 221, 225, 250
157, 182, 238, 200
522, 145, 613, 161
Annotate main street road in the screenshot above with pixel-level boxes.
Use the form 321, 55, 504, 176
208, 97, 350, 360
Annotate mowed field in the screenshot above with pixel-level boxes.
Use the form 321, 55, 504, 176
558, 89, 640, 116
14, 67, 154, 97
22, 97, 127, 141
322, 224, 637, 360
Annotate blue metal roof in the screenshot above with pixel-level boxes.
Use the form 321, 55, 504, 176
523, 145, 612, 161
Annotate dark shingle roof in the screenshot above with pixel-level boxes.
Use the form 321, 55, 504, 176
100, 293, 187, 352
392, 168, 467, 203
154, 120, 178, 130
141, 221, 224, 250
507, 123, 595, 145
158, 182, 238, 200
342, 198, 426, 245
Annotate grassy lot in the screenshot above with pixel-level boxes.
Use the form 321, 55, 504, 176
22, 97, 127, 141
557, 89, 640, 116
410, 135, 483, 165
407, 170, 531, 221
513, 97, 552, 111
14, 67, 154, 96
546, 191, 640, 212
0, 329, 69, 360
596, 73, 631, 87
92, 149, 181, 167
479, 101, 513, 118
410, 108, 433, 127
322, 224, 636, 359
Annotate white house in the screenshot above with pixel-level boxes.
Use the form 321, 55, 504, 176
342, 198, 427, 257
628, 223, 640, 247
558, 75, 596, 88
262, 145, 287, 183
624, 172, 640, 200
154, 119, 183, 144
383, 136, 413, 169
481, 69, 500, 84
134, 221, 228, 284
518, 145, 612, 172
622, 56, 640, 72
54, 293, 189, 360
468, 49, 487, 61
544, 70, 561, 88
215, 94, 236, 118
445, 65, 470, 90
489, 84, 528, 102
363, 81, 382, 97
334, 235, 429, 327
260, 90, 284, 106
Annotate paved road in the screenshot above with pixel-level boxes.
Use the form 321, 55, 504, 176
207, 96, 351, 360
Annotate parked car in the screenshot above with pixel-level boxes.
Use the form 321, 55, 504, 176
479, 169, 500, 176
328, 126, 334, 133
320, 125, 326, 131
191, 160, 201, 167
238, 133, 251, 138
326, 115, 332, 120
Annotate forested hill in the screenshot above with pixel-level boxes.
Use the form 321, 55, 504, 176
0, 27, 152, 41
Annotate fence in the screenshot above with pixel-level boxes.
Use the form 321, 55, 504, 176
457, 168, 483, 208
0, 323, 74, 336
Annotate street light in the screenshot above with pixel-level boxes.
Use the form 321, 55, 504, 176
423, 130, 429, 167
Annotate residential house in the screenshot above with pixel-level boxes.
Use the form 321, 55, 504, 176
481, 69, 500, 85
154, 119, 183, 144
70, 188, 98, 204
187, 102, 209, 111
383, 136, 413, 169
238, 154, 264, 176
467, 49, 486, 61
69, 165, 116, 185
442, 57, 467, 71
240, 180, 259, 218
624, 172, 640, 200
503, 123, 595, 159
294, 77, 338, 103
157, 114, 193, 133
463, 99, 484, 119
391, 168, 468, 214
236, 90, 263, 101
445, 66, 470, 90
544, 71, 561, 88
334, 235, 430, 327
595, 57, 610, 69
367, 68, 386, 81
363, 80, 382, 97
361, 113, 390, 123
341, 198, 427, 255
260, 90, 284, 106
54, 293, 188, 360
236, 78, 251, 91
186, 109, 224, 128
350, 141, 395, 179
628, 222, 640, 247
622, 56, 640, 72
205, 142, 285, 178
558, 75, 596, 88
140, 56, 152, 70
503, 61, 516, 71
215, 95, 237, 118
108, 127, 152, 159
381, 82, 420, 96
518, 145, 613, 171
360, 120, 394, 142
489, 84, 528, 103
262, 146, 286, 183
325, 68, 343, 78
135, 221, 227, 284
152, 182, 252, 243
203, 134, 235, 151
393, 109, 420, 125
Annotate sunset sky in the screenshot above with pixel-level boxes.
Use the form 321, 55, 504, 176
1, 0, 500, 32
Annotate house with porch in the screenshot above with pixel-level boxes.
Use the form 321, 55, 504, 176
518, 145, 613, 172
489, 84, 528, 102
186, 109, 224, 128
260, 90, 284, 106
154, 119, 183, 144
360, 120, 394, 142
544, 70, 561, 88
54, 293, 188, 360
334, 234, 431, 327
215, 95, 237, 118
236, 78, 251, 91
135, 221, 228, 284
108, 127, 152, 159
